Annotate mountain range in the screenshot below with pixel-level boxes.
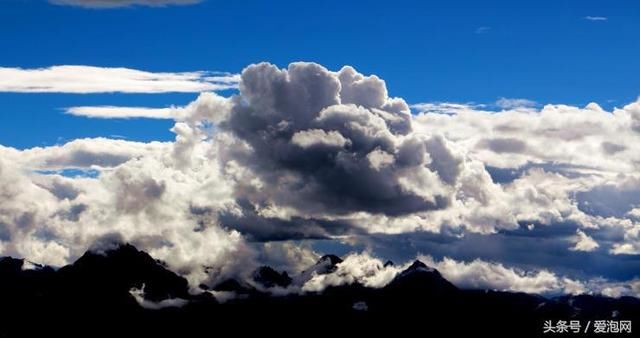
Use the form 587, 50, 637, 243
0, 243, 637, 337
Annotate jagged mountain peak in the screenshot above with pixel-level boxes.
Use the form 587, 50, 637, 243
0, 256, 24, 273
318, 254, 343, 266
58, 241, 189, 301
406, 260, 432, 271
385, 259, 457, 295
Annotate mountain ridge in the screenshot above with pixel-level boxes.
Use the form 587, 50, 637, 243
0, 243, 638, 337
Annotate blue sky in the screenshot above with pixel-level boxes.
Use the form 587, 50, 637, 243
3, 0, 640, 295
1, 0, 639, 148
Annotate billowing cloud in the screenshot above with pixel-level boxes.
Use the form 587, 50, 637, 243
0, 66, 238, 93
302, 253, 401, 292
214, 62, 524, 239
0, 138, 170, 171
49, 0, 202, 8
418, 255, 575, 294
415, 255, 640, 298
295, 252, 640, 298
413, 98, 640, 256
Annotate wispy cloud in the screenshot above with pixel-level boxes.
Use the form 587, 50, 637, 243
475, 26, 491, 34
410, 102, 483, 114
411, 97, 538, 114
64, 92, 228, 120
584, 16, 608, 22
495, 97, 537, 109
65, 106, 175, 119
49, 0, 203, 9
0, 66, 238, 93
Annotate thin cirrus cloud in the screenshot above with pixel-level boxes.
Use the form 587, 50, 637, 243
0, 65, 239, 94
49, 0, 203, 8
584, 16, 608, 21
475, 26, 491, 34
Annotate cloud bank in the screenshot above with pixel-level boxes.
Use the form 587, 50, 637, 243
1, 61, 640, 297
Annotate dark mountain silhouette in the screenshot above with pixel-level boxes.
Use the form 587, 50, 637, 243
252, 266, 292, 288
0, 244, 638, 337
57, 243, 190, 302
319, 254, 343, 266
384, 259, 458, 295
312, 254, 343, 274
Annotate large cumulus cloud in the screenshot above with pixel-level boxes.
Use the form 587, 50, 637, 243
223, 62, 436, 217
216, 62, 518, 239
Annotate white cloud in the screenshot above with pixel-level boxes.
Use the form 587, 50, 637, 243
584, 16, 608, 21
130, 286, 188, 310
0, 93, 250, 288
366, 148, 394, 171
297, 253, 640, 298
302, 253, 402, 292
495, 97, 537, 109
258, 242, 320, 274
0, 138, 170, 171
291, 129, 351, 148
414, 100, 640, 173
65, 92, 232, 121
570, 230, 600, 252
416, 255, 640, 298
0, 66, 238, 93
49, 0, 202, 8
419, 255, 565, 294
65, 106, 174, 119
611, 225, 640, 255
410, 102, 480, 115
412, 99, 640, 255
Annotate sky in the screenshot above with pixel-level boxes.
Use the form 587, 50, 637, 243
2, 0, 640, 298
1, 0, 639, 148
